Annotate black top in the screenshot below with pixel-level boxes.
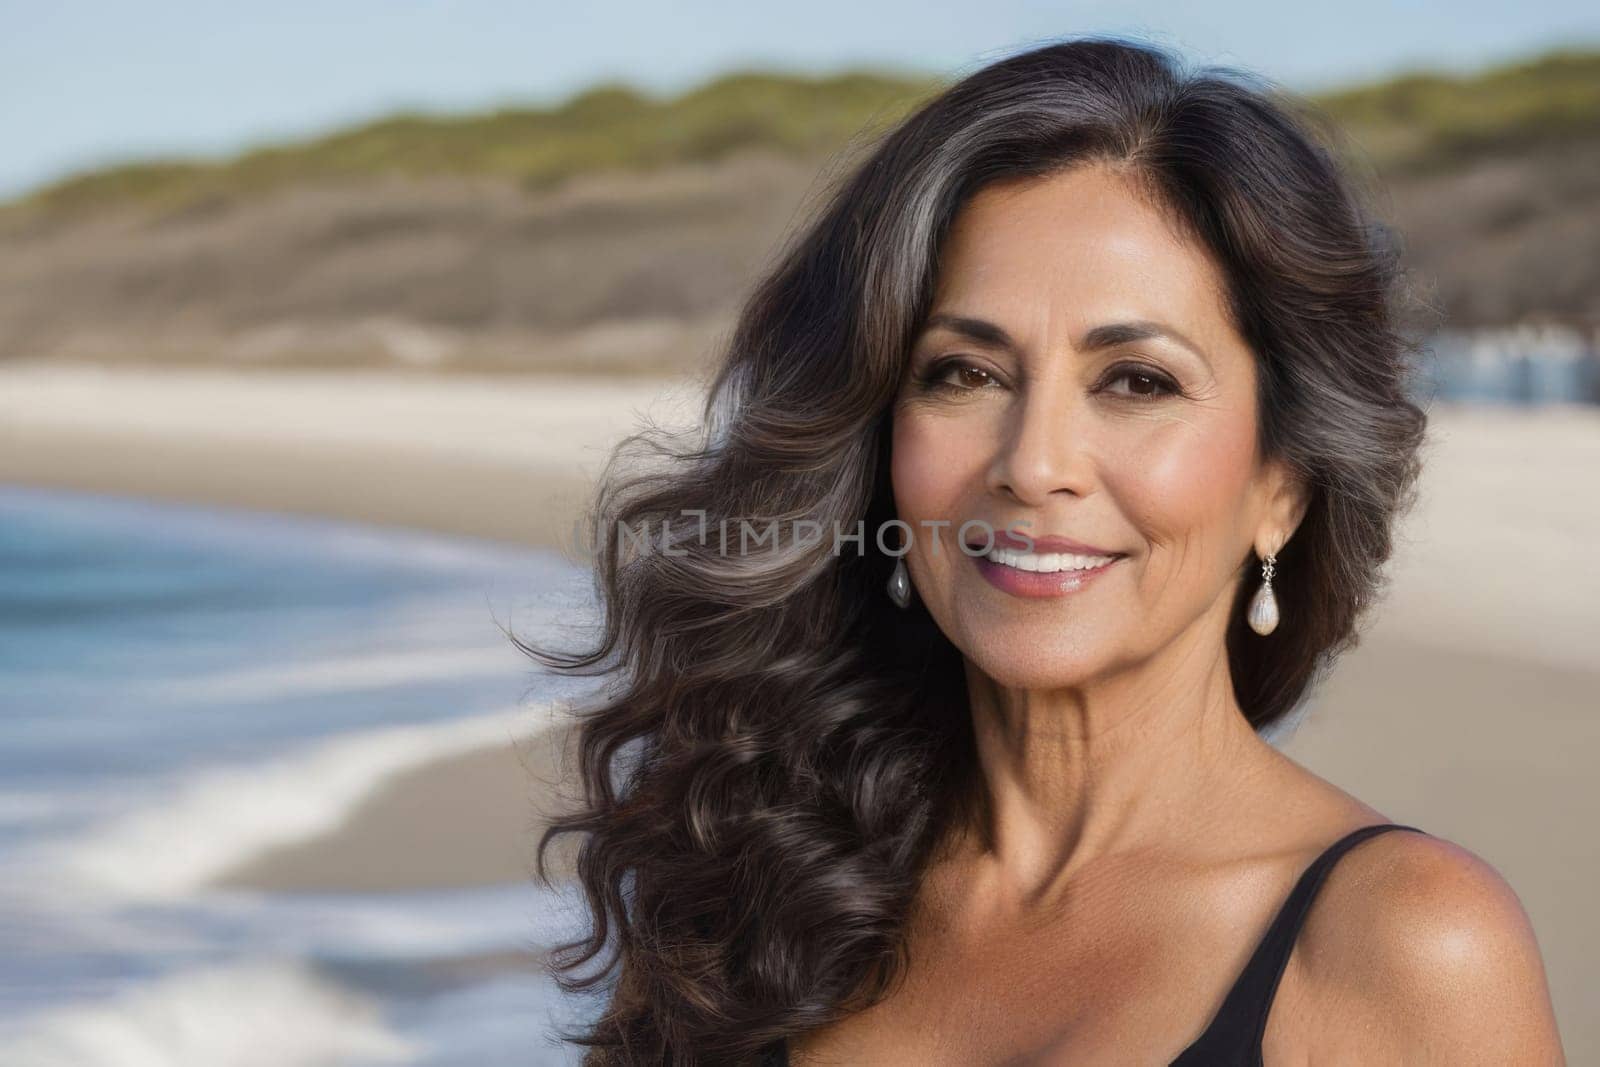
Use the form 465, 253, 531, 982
765, 822, 1428, 1066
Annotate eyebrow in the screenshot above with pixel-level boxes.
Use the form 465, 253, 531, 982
920, 313, 1211, 366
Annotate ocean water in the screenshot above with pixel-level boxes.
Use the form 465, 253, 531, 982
0, 485, 611, 1066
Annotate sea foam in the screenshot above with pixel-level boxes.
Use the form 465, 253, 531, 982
0, 959, 417, 1067
31, 702, 571, 900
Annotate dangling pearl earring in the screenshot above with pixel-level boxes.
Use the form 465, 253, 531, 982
1247, 551, 1279, 636
887, 557, 912, 609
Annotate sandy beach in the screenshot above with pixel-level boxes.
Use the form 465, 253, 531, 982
2, 361, 1596, 1057
0, 362, 708, 554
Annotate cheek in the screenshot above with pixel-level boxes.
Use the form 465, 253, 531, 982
1113, 415, 1258, 554
890, 411, 979, 520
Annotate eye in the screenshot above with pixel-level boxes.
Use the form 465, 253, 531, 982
1101, 363, 1180, 401
917, 356, 1000, 392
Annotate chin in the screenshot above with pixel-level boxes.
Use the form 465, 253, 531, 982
958, 633, 1112, 692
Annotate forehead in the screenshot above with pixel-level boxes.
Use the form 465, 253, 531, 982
929, 164, 1236, 342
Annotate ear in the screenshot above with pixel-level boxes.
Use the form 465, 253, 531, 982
1255, 458, 1310, 558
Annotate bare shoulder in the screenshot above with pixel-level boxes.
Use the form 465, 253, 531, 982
1289, 827, 1566, 1064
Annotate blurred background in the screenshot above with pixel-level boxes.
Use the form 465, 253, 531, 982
1, 3, 1596, 1064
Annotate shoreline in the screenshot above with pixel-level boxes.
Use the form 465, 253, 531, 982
209, 714, 587, 894
1, 361, 703, 896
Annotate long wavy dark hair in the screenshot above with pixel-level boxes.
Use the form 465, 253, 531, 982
514, 33, 1431, 1065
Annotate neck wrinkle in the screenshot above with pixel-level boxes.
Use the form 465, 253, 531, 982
950, 619, 1265, 912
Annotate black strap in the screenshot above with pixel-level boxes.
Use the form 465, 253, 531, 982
1172, 821, 1430, 1063
771, 823, 1429, 1067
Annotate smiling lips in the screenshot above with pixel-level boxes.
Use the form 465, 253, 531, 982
964, 529, 1127, 597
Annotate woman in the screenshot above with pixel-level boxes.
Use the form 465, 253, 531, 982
521, 36, 1566, 1064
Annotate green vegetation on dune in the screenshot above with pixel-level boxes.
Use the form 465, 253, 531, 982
9, 69, 944, 220
1315, 48, 1600, 171
6, 47, 1596, 221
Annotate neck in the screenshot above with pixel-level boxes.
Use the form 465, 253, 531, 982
945, 612, 1275, 911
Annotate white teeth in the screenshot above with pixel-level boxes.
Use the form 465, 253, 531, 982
986, 547, 1116, 573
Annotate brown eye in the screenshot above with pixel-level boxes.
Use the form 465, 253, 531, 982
952, 364, 994, 389
920, 357, 998, 391
1103, 364, 1179, 401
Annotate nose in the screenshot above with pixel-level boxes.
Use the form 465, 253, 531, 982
986, 377, 1097, 505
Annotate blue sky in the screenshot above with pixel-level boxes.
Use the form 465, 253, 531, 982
3, 1, 1597, 200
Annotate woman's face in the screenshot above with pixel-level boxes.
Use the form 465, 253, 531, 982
890, 163, 1304, 691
